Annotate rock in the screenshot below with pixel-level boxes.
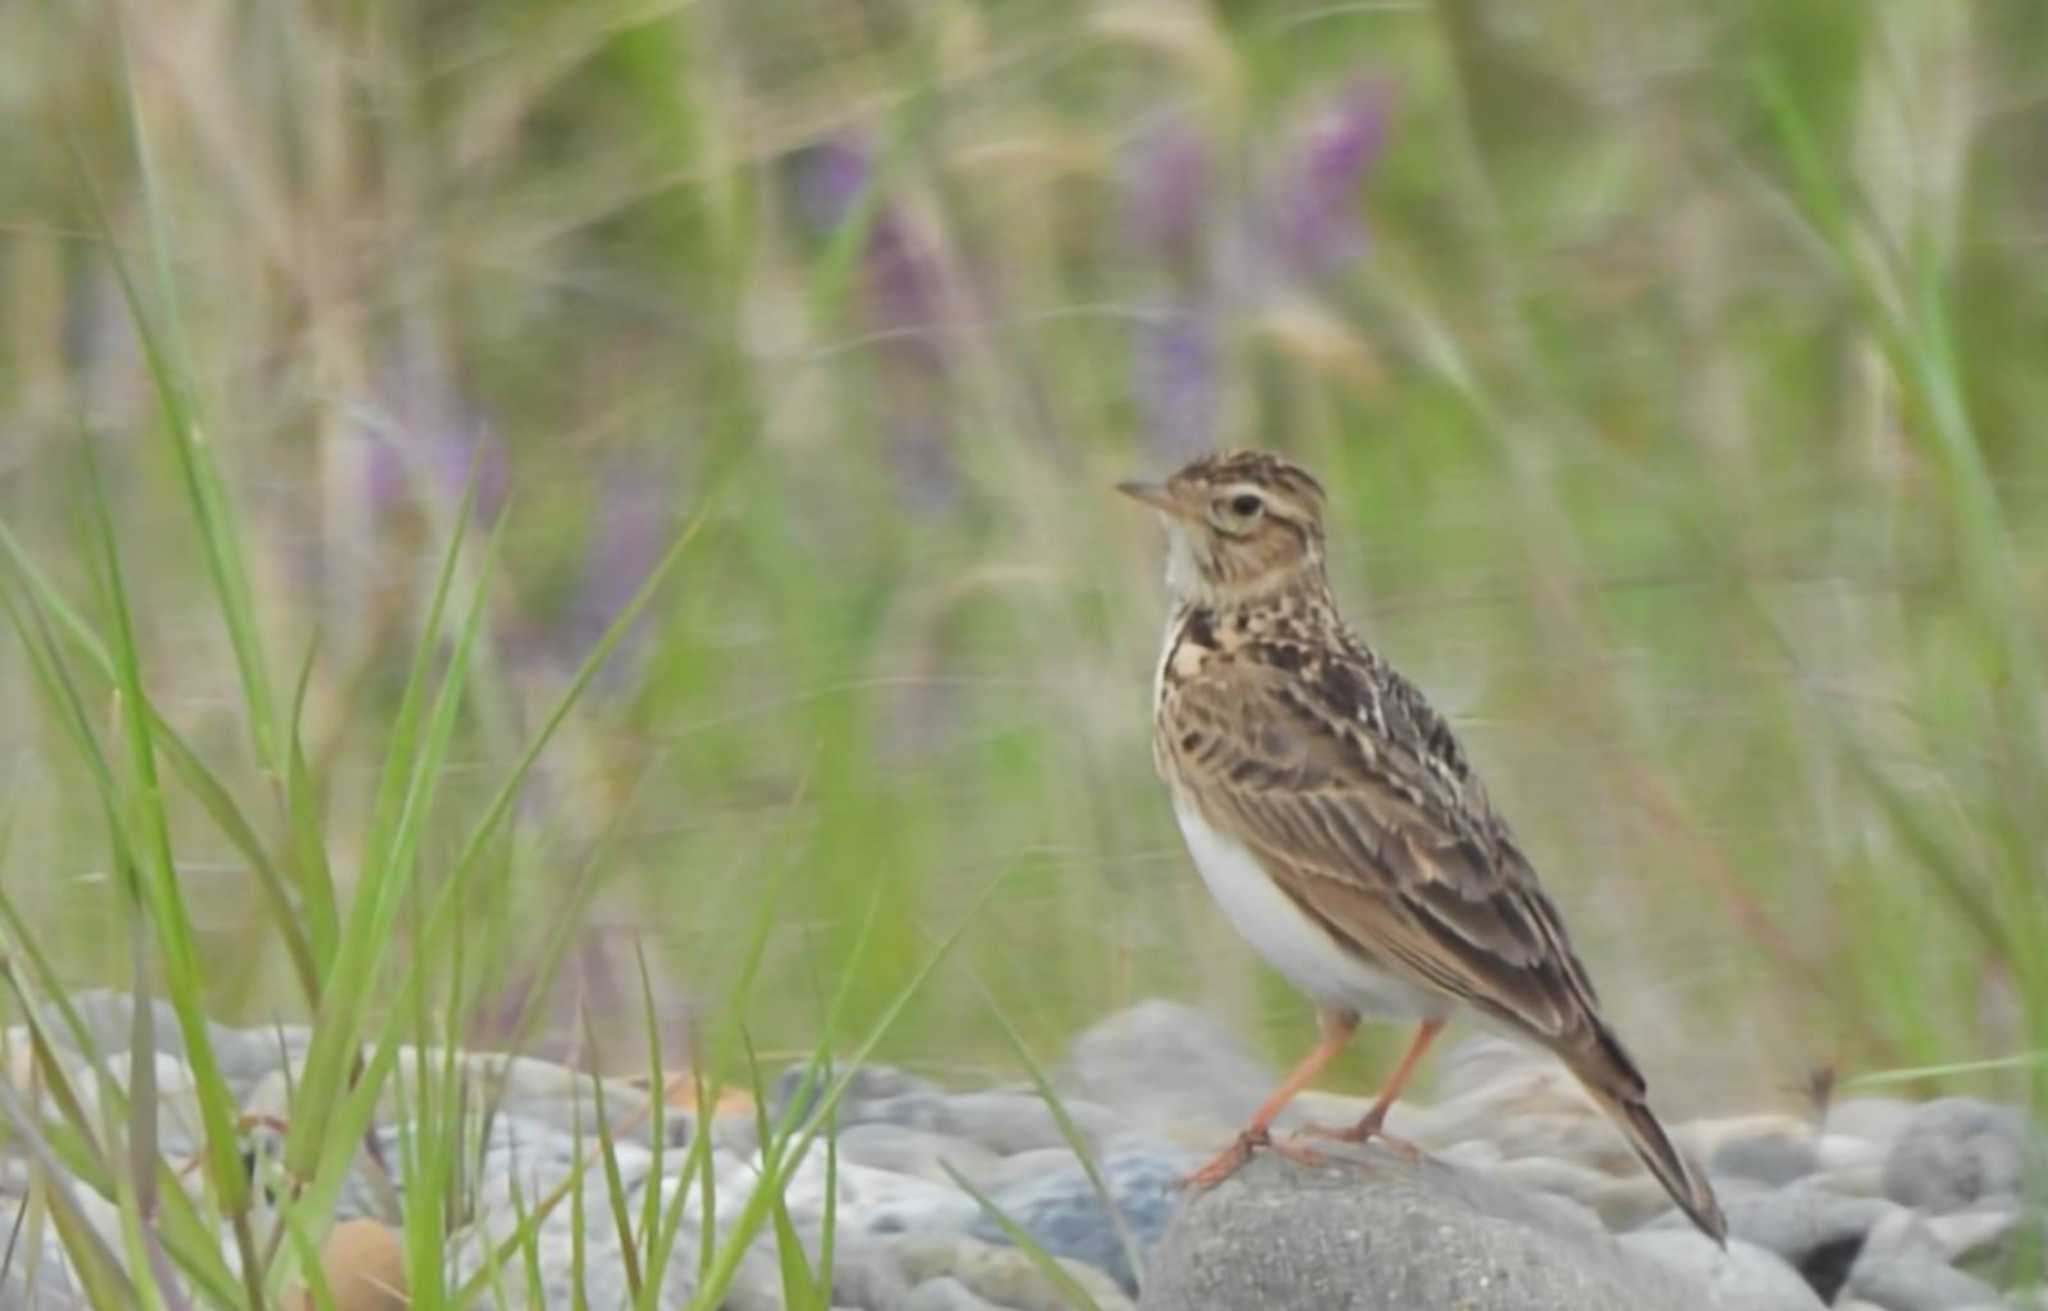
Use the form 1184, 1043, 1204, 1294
1620, 1230, 1827, 1309
781, 1152, 971, 1235
1139, 1150, 1702, 1311
1587, 1172, 1685, 1231
1284, 1088, 1432, 1140
1815, 1131, 1890, 1174
840, 1092, 955, 1135
1825, 1097, 1917, 1149
1844, 1207, 2006, 1311
976, 1146, 1092, 1193
0, 1209, 82, 1310
1649, 1181, 1893, 1299
966, 1144, 1191, 1293
1882, 1097, 2047, 1214
771, 1063, 938, 1130
1924, 1203, 2023, 1260
287, 1219, 406, 1311
1421, 1051, 1647, 1177
1058, 1000, 1273, 1132
1432, 1033, 1544, 1102
889, 1233, 1133, 1311
1841, 1254, 2003, 1311
940, 1091, 1128, 1156
901, 1276, 1003, 1311
1704, 1122, 1820, 1186
820, 1232, 914, 1309
1490, 1155, 1622, 1211
834, 1124, 1002, 1187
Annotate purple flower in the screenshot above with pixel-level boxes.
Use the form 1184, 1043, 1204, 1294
1137, 306, 1219, 462
570, 461, 670, 670
791, 136, 875, 236
1273, 80, 1389, 273
790, 131, 960, 510
358, 353, 511, 523
1125, 122, 1210, 262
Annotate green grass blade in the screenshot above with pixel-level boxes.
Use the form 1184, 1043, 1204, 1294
96, 23, 281, 773
285, 484, 487, 1181
684, 868, 1008, 1310
75, 446, 257, 1276
585, 1008, 644, 1302
978, 988, 1145, 1290
286, 637, 340, 980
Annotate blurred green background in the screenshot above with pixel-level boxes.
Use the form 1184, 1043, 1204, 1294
3, 0, 2044, 1118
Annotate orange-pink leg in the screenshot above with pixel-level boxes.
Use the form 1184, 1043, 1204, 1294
1181, 1010, 1358, 1190
1296, 1016, 1445, 1160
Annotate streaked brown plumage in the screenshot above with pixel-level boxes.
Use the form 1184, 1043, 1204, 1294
1120, 449, 1726, 1244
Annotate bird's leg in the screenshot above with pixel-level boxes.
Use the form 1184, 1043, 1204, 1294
1180, 1010, 1358, 1190
1296, 1016, 1444, 1160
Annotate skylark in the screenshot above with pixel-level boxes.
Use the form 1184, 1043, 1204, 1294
1120, 449, 1726, 1243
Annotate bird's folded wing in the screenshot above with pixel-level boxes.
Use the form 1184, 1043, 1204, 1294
1166, 666, 1606, 1047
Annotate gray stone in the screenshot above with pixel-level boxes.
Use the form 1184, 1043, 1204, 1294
967, 1144, 1192, 1293
1883, 1097, 2047, 1214
1432, 1032, 1554, 1103
1925, 1204, 2025, 1268
822, 1232, 915, 1309
1709, 1126, 1819, 1186
1491, 1154, 1624, 1210
1826, 1097, 1917, 1149
1816, 1131, 1891, 1174
1842, 1254, 2003, 1311
0, 1212, 84, 1311
1619, 1230, 1827, 1309
772, 1062, 939, 1131
860, 1189, 986, 1238
941, 1091, 1128, 1156
1648, 1181, 1893, 1297
1138, 1150, 1706, 1311
888, 1233, 1133, 1311
901, 1276, 1003, 1311
1058, 1000, 1273, 1132
834, 1124, 1002, 1187
841, 1091, 955, 1135
976, 1146, 1090, 1193
1845, 1207, 2007, 1311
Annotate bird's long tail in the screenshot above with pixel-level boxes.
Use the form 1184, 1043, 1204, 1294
1569, 1036, 1727, 1245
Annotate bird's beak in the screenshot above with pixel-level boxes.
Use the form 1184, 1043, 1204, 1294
1116, 479, 1196, 519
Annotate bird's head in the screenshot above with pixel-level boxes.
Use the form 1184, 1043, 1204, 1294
1118, 449, 1329, 607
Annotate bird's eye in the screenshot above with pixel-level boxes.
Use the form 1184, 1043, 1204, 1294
1229, 493, 1263, 518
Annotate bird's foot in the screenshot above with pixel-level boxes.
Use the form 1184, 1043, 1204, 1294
1293, 1109, 1423, 1162
1177, 1124, 1328, 1190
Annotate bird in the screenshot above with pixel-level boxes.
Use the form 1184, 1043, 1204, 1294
1118, 448, 1727, 1243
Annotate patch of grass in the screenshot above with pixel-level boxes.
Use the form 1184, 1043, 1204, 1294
2, 0, 2046, 1301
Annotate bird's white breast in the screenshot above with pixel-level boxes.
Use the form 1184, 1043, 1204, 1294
1172, 792, 1448, 1022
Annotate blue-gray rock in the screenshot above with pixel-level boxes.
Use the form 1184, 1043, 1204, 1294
1882, 1097, 2047, 1214
1057, 1000, 1272, 1131
968, 1145, 1192, 1293
1620, 1230, 1827, 1310
770, 1063, 938, 1131
1139, 1150, 1708, 1311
